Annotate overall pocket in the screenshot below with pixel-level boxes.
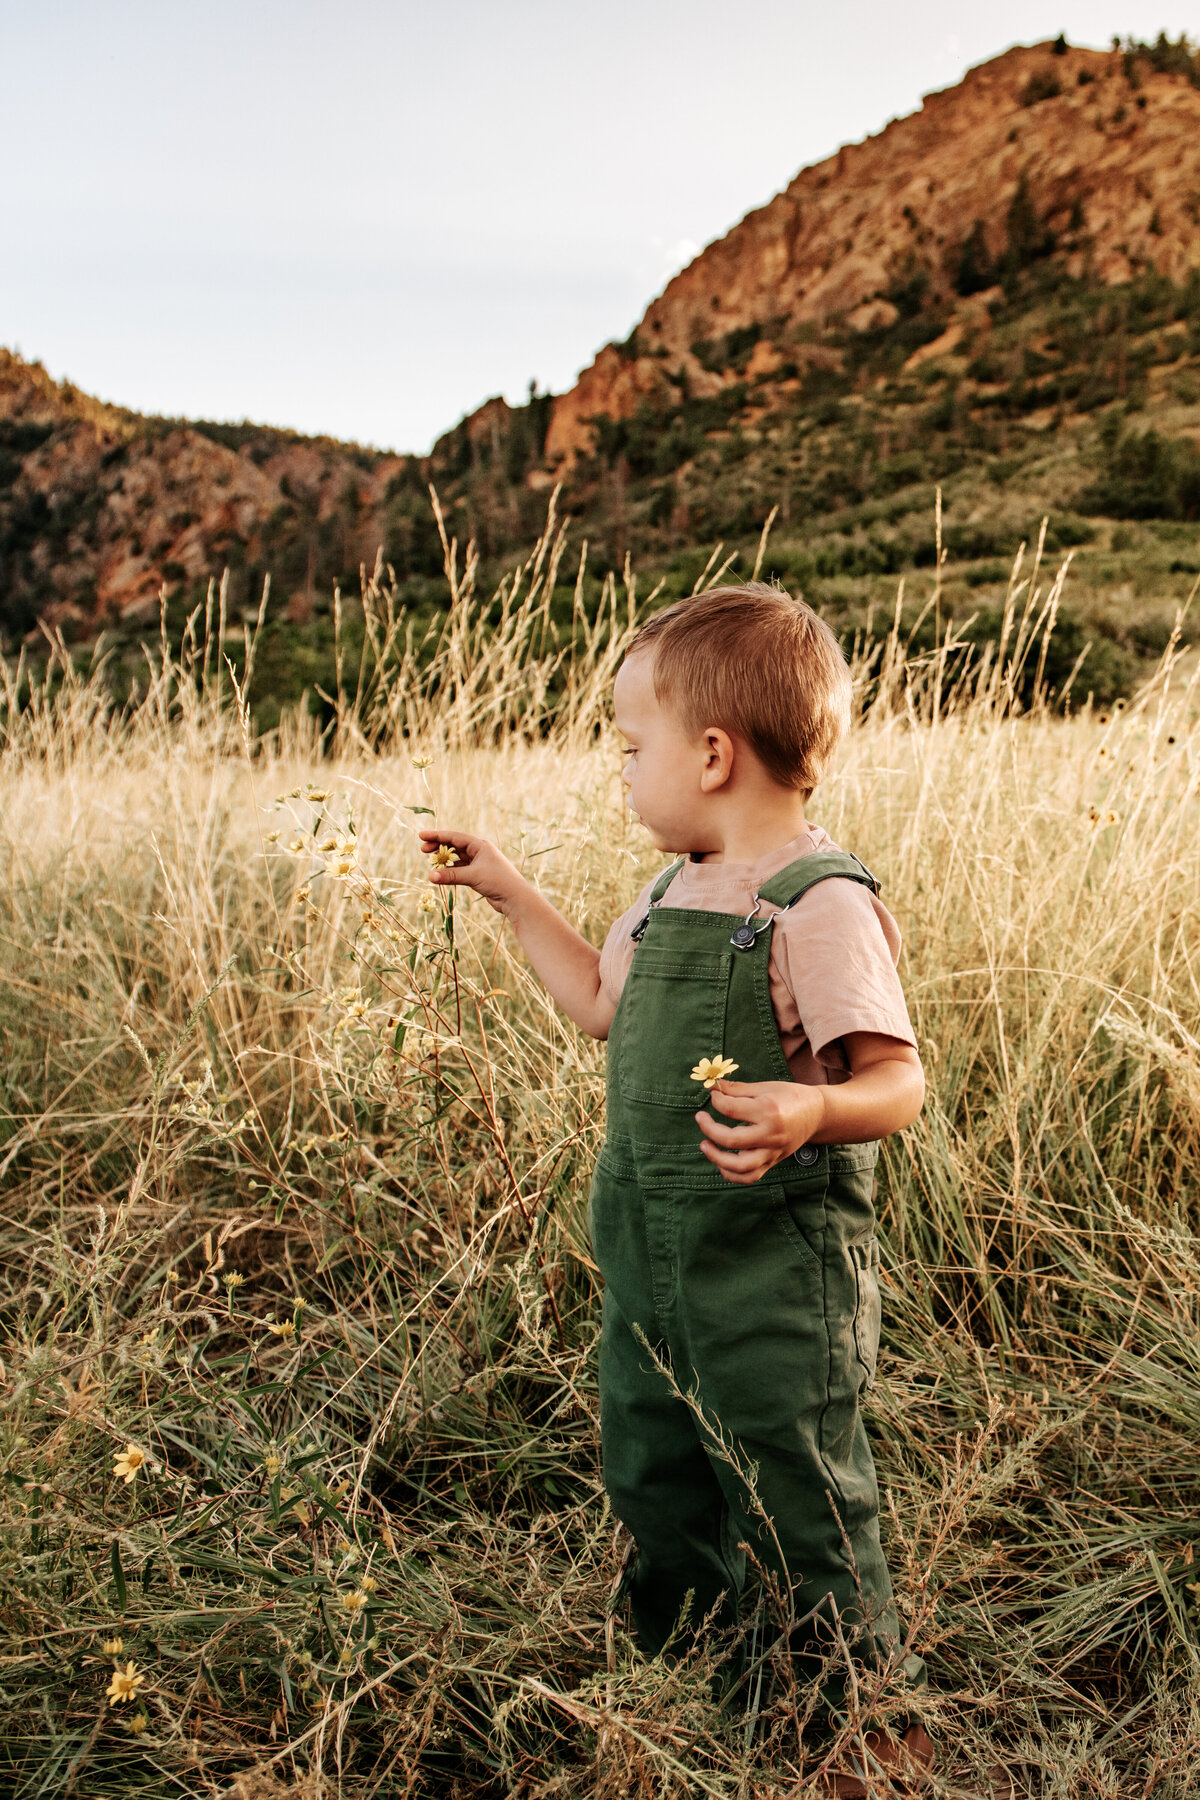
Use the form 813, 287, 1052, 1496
850, 1236, 882, 1385
768, 1168, 828, 1277
615, 948, 731, 1107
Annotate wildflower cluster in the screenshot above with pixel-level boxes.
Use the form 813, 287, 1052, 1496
265, 783, 363, 906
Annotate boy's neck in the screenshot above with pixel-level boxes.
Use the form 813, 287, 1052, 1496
685, 795, 812, 866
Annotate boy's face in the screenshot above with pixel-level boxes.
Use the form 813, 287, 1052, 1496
613, 652, 717, 853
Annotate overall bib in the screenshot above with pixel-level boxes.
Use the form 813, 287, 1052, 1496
588, 852, 925, 1700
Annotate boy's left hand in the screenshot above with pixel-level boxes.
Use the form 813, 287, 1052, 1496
695, 1080, 825, 1185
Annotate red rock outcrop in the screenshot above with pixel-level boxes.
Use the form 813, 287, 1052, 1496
543, 41, 1200, 464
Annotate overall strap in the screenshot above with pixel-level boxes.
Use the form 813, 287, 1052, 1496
649, 858, 687, 904
630, 859, 687, 942
756, 849, 880, 913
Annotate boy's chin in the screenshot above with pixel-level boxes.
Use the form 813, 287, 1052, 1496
631, 813, 689, 855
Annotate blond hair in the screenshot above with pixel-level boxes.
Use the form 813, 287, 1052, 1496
628, 583, 852, 795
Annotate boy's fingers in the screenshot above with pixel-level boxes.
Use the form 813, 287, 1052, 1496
708, 1082, 762, 1119
695, 1110, 768, 1148
698, 1140, 772, 1178
418, 827, 475, 852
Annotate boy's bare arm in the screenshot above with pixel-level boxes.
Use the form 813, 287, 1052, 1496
695, 1032, 924, 1186
420, 828, 616, 1039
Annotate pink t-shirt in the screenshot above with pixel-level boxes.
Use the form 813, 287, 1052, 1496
598, 825, 916, 1086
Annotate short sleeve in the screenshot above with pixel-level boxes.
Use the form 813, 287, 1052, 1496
771, 878, 916, 1066
599, 879, 654, 1013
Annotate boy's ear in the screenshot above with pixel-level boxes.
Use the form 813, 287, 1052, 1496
698, 726, 736, 792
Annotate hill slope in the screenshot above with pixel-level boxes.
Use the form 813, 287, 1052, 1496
4, 33, 1200, 702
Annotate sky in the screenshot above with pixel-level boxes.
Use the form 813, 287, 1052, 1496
3, 2, 1197, 453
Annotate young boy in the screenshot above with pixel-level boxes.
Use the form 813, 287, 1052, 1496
421, 584, 931, 1782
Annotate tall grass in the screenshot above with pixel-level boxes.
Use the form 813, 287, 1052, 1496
1, 504, 1198, 1797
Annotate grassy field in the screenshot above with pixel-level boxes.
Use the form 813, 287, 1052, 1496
1, 516, 1199, 1798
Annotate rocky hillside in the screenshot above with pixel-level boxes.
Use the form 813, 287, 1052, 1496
539, 37, 1200, 466
5, 33, 1200, 703
0, 354, 428, 643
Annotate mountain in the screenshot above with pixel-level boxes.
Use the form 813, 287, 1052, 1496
4, 33, 1200, 702
0, 350, 419, 642
541, 37, 1200, 468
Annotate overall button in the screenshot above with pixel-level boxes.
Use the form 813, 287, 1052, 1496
794, 1144, 819, 1166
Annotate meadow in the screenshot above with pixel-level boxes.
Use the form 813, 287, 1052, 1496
1, 505, 1199, 1799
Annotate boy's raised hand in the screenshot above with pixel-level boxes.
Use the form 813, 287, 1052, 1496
695, 1079, 825, 1185
420, 827, 527, 917
418, 825, 614, 1038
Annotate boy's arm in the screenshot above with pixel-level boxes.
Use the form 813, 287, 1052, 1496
695, 1032, 924, 1186
420, 827, 616, 1040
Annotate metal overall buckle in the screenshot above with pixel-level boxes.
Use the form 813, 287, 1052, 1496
730, 896, 773, 952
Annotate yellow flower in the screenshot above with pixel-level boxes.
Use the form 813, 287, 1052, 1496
418, 893, 438, 914
266, 1318, 296, 1339
125, 1710, 149, 1735
429, 844, 460, 870
288, 835, 308, 853
106, 1662, 145, 1705
359, 1574, 378, 1593
342, 1589, 368, 1613
690, 1055, 739, 1089
223, 1271, 244, 1290
410, 754, 434, 769
112, 1445, 147, 1485
102, 1637, 123, 1656
326, 844, 358, 879
263, 1452, 282, 1479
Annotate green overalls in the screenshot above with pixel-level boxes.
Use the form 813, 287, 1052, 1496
588, 851, 925, 1702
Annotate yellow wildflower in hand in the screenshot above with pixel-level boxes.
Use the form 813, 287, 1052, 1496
429, 844, 460, 870
112, 1445, 147, 1485
106, 1662, 145, 1705
690, 1055, 739, 1089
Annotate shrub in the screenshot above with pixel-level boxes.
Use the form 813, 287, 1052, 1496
956, 221, 996, 297
1077, 410, 1200, 519
1020, 68, 1063, 106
